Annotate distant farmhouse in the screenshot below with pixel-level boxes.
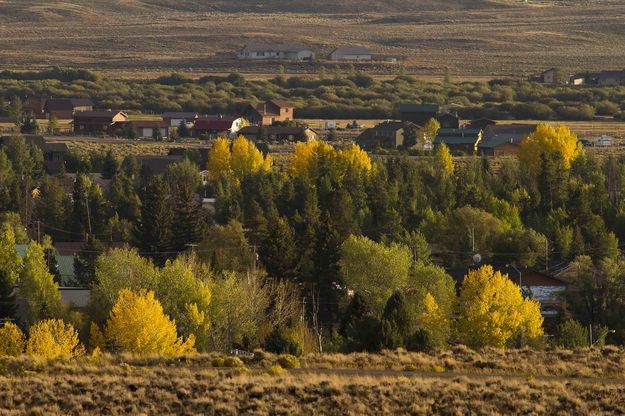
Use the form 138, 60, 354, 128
329, 47, 372, 62
23, 97, 93, 119
356, 121, 418, 150
238, 126, 317, 142
478, 124, 537, 156
73, 110, 127, 135
569, 69, 625, 86
243, 100, 295, 126
237, 44, 315, 61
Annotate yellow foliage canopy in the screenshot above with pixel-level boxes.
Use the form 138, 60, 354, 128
455, 265, 543, 349
0, 322, 26, 357
105, 289, 196, 356
206, 136, 272, 182
518, 123, 584, 172
26, 319, 82, 359
290, 140, 372, 178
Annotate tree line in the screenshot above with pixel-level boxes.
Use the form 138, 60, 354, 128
2, 125, 625, 357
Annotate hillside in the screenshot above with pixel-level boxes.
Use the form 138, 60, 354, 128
0, 0, 625, 76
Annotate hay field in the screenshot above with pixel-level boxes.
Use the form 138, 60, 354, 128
1, 348, 625, 415
1, 1, 625, 76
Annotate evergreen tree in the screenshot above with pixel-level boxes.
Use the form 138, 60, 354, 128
35, 177, 68, 241
177, 120, 190, 138
101, 150, 119, 180
136, 176, 173, 266
20, 116, 40, 134
382, 291, 413, 337
122, 122, 138, 140
259, 215, 299, 279
47, 116, 60, 135
73, 237, 104, 287
107, 173, 141, 221
166, 159, 202, 253
0, 269, 16, 321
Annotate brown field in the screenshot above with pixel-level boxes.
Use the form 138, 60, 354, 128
1, 347, 625, 415
1, 1, 625, 77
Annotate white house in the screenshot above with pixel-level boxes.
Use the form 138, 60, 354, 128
237, 44, 315, 61
330, 47, 372, 61
133, 120, 169, 139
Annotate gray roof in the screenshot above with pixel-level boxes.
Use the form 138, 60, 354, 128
242, 44, 312, 53
480, 124, 536, 148
332, 47, 372, 56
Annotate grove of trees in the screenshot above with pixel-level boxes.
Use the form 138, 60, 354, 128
2, 124, 625, 357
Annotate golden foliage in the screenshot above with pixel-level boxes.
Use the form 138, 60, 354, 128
518, 123, 584, 172
289, 140, 372, 178
206, 136, 271, 182
206, 138, 232, 180
26, 319, 82, 359
420, 292, 451, 345
433, 143, 454, 177
0, 322, 25, 356
89, 322, 106, 351
105, 289, 196, 356
455, 265, 543, 348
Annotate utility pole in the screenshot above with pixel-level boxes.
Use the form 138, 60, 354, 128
185, 243, 198, 255
544, 237, 549, 272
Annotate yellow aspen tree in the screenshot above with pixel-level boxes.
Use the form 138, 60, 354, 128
26, 319, 82, 359
420, 292, 451, 347
89, 322, 106, 351
105, 289, 196, 356
289, 140, 335, 176
433, 143, 454, 177
231, 135, 271, 179
455, 265, 543, 349
0, 322, 25, 356
206, 137, 233, 181
518, 123, 584, 172
339, 144, 372, 174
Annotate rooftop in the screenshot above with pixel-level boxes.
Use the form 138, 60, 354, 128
242, 44, 312, 53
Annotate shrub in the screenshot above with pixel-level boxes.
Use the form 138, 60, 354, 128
555, 320, 589, 349
211, 357, 225, 367
0, 322, 25, 357
26, 319, 82, 359
266, 364, 285, 376
264, 327, 303, 356
277, 354, 300, 369
406, 328, 437, 353
223, 357, 244, 368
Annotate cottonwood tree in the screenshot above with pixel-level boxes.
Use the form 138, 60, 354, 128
104, 289, 196, 356
455, 265, 543, 348
339, 235, 412, 314
519, 123, 584, 172
18, 241, 62, 326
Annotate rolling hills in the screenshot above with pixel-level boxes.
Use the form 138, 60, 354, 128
0, 0, 624, 77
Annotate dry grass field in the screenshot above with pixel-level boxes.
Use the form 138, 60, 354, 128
1, 348, 625, 415
1, 1, 625, 77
